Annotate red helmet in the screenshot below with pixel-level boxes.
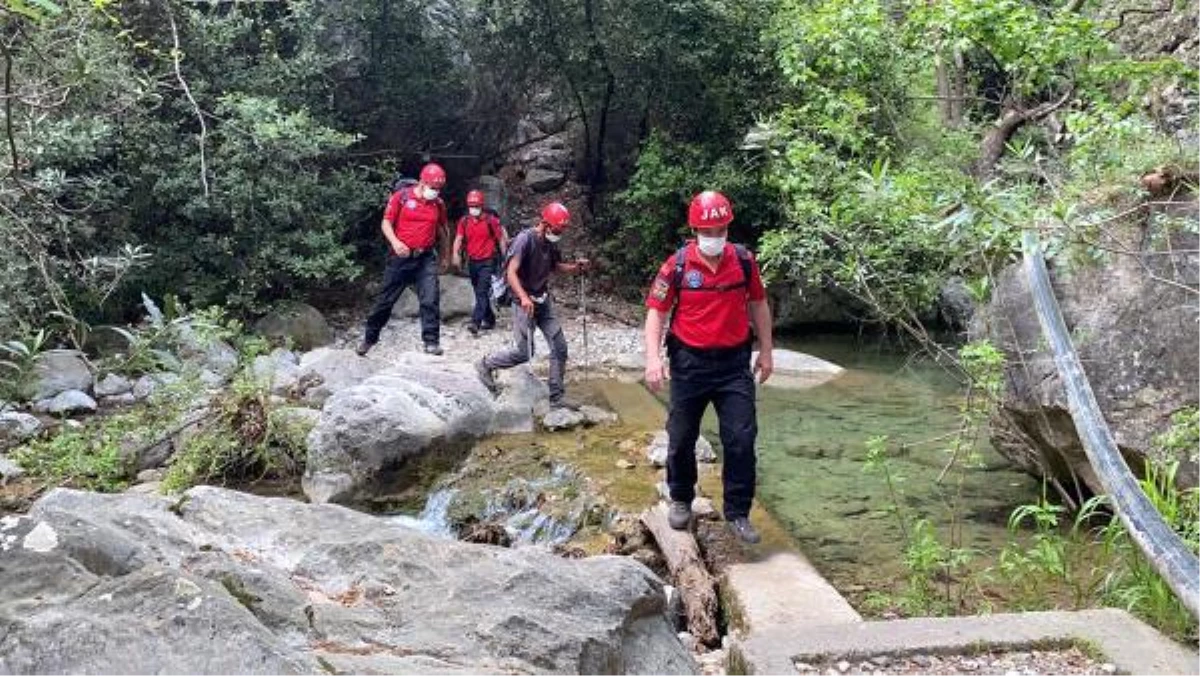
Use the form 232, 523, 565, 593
466, 190, 485, 207
419, 163, 446, 188
688, 190, 733, 229
541, 202, 570, 230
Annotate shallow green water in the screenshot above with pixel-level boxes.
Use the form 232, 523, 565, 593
746, 334, 1041, 604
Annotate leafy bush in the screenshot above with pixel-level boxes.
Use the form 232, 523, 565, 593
604, 131, 783, 293
162, 372, 306, 493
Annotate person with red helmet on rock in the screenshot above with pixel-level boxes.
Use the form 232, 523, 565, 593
358, 162, 450, 356
451, 189, 509, 336
475, 201, 590, 410
642, 190, 775, 544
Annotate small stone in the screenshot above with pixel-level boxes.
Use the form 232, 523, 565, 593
960, 658, 979, 671
136, 469, 164, 483
616, 459, 635, 470
33, 390, 97, 415
126, 481, 162, 495
0, 456, 24, 483
0, 412, 41, 443
1100, 664, 1117, 674
912, 655, 932, 668
133, 373, 179, 400
102, 393, 137, 406
836, 660, 850, 673
793, 661, 815, 672
870, 656, 891, 667
94, 373, 133, 397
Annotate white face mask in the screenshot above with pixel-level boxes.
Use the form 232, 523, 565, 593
468, 207, 482, 217
545, 232, 562, 243
423, 187, 439, 201
697, 234, 726, 256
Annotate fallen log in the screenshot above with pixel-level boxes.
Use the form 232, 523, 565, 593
640, 502, 719, 646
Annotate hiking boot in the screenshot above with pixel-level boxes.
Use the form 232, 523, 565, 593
475, 359, 498, 394
727, 516, 761, 544
423, 343, 443, 356
355, 340, 375, 357
549, 396, 581, 411
467, 323, 479, 337
667, 501, 692, 531
479, 322, 495, 331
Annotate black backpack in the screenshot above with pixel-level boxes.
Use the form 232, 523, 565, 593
491, 227, 535, 307
670, 243, 753, 294
392, 175, 419, 192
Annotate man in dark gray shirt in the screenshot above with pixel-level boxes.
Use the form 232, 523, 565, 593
476, 201, 590, 409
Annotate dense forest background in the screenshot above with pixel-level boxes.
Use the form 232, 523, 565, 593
0, 0, 1195, 344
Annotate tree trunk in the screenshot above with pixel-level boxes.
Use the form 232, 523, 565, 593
949, 47, 966, 126
974, 106, 1028, 177
640, 502, 720, 647
974, 90, 1072, 177
935, 50, 966, 128
583, 0, 616, 210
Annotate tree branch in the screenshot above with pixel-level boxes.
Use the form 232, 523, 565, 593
167, 7, 209, 198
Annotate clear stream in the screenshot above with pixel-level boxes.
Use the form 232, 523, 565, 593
751, 334, 1041, 603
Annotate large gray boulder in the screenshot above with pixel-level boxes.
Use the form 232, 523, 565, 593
758, 349, 844, 390
1, 487, 694, 675
176, 325, 239, 378
975, 218, 1199, 491
768, 283, 868, 330
393, 274, 475, 320
254, 302, 332, 351
303, 358, 548, 505
296, 347, 384, 406
251, 349, 301, 396
525, 168, 567, 192
26, 349, 92, 401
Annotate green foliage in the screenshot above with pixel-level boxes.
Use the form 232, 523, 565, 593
162, 372, 306, 493
1152, 407, 1199, 464
0, 330, 50, 401
11, 375, 201, 491
863, 434, 979, 615
12, 423, 129, 492
605, 131, 782, 289
995, 458, 1199, 641
1096, 461, 1199, 641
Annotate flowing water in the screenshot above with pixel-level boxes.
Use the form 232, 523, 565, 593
752, 334, 1041, 607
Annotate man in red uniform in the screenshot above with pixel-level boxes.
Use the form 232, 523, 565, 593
642, 190, 775, 544
451, 189, 509, 336
357, 162, 449, 356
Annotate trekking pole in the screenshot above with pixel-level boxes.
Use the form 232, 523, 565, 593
578, 257, 589, 380
527, 306, 535, 367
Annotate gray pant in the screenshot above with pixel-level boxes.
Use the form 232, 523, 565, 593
483, 298, 569, 402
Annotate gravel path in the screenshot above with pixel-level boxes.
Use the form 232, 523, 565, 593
793, 647, 1117, 676
329, 294, 647, 378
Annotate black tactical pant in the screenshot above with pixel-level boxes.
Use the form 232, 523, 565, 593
665, 337, 757, 520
